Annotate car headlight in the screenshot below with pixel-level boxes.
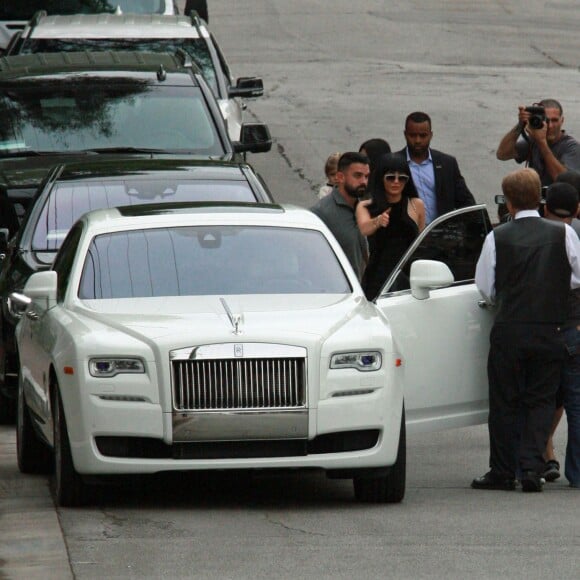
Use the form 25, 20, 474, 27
89, 358, 145, 378
329, 351, 382, 372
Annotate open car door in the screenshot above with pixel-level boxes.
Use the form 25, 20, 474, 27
375, 205, 494, 434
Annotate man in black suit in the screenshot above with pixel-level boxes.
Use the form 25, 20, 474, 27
398, 111, 475, 224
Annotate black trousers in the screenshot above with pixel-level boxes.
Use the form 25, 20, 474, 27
487, 323, 565, 477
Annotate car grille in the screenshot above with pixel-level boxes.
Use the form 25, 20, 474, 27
172, 358, 306, 411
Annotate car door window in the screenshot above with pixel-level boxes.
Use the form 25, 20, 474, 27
380, 205, 492, 296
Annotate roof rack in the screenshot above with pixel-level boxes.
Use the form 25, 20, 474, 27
189, 12, 204, 35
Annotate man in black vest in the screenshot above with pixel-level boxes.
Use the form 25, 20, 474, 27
472, 168, 580, 492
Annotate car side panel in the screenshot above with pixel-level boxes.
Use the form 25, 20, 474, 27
377, 283, 492, 434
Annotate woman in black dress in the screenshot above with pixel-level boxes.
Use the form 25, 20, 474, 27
356, 153, 425, 300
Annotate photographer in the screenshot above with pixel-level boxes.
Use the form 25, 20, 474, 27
496, 99, 580, 186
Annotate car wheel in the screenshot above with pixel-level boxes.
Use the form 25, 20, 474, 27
353, 407, 406, 503
16, 372, 52, 474
185, 0, 208, 22
53, 387, 89, 507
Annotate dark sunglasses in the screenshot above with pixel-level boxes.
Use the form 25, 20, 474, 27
384, 173, 410, 183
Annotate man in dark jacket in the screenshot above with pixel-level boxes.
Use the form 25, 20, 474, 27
398, 111, 475, 225
473, 168, 580, 492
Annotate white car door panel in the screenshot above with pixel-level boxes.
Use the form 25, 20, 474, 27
22, 302, 52, 423
378, 283, 492, 434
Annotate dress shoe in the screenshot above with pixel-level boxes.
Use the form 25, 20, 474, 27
471, 471, 516, 491
521, 471, 544, 492
542, 460, 560, 482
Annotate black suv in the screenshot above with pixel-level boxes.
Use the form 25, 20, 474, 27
4, 10, 258, 142
0, 50, 271, 233
0, 156, 273, 421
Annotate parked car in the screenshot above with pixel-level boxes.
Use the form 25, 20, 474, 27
0, 0, 182, 51
0, 157, 273, 422
12, 202, 493, 506
0, 49, 271, 237
6, 10, 260, 141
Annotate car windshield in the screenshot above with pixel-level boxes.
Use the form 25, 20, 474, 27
79, 226, 352, 297
19, 39, 218, 95
0, 80, 224, 157
32, 179, 259, 251
0, 1, 167, 19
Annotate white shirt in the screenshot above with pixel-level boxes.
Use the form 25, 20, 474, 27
475, 209, 580, 304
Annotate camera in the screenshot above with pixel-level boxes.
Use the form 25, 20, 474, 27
525, 105, 546, 130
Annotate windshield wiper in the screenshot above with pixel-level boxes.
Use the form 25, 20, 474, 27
0, 150, 42, 158
85, 147, 188, 154
0, 150, 96, 158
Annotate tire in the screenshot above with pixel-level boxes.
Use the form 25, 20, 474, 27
185, 0, 208, 22
17, 372, 52, 474
53, 387, 89, 507
353, 408, 406, 503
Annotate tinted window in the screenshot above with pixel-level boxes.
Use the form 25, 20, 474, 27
0, 82, 223, 156
31, 179, 259, 251
20, 39, 218, 95
0, 1, 167, 19
79, 226, 352, 298
382, 208, 492, 294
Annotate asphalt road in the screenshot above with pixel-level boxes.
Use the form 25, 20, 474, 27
215, 0, 580, 213
2, 1, 580, 578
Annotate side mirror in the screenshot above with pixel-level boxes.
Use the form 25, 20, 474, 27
228, 77, 264, 99
410, 260, 454, 300
233, 123, 272, 154
21, 270, 58, 309
7, 292, 30, 318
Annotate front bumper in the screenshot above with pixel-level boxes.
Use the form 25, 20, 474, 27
69, 386, 403, 475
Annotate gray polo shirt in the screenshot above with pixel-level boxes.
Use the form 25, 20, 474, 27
310, 187, 368, 280
516, 132, 580, 186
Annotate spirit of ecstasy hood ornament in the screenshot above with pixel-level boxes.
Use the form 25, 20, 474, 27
220, 297, 243, 335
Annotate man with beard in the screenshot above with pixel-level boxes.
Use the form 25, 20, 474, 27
397, 111, 475, 225
496, 99, 580, 187
311, 151, 370, 280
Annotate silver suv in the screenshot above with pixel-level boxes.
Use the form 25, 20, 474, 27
0, 1, 180, 50
6, 10, 262, 142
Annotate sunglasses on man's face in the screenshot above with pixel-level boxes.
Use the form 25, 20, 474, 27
384, 173, 410, 183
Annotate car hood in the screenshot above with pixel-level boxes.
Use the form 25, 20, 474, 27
77, 293, 374, 346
